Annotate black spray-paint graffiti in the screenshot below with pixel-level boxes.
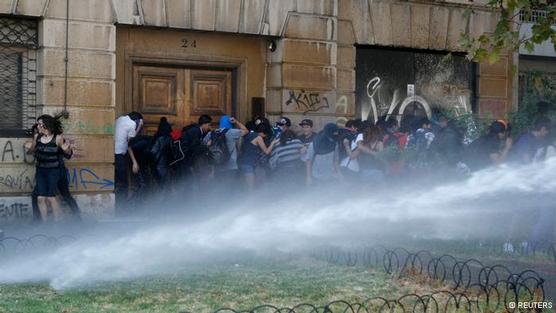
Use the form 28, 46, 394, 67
285, 90, 330, 113
0, 202, 31, 220
0, 169, 34, 192
0, 167, 114, 192
1, 140, 34, 164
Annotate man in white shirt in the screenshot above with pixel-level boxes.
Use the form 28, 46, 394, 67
114, 112, 143, 210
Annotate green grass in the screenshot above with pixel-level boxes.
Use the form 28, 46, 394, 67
0, 258, 432, 313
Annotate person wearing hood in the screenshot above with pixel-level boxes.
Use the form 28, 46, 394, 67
301, 123, 342, 185
239, 121, 279, 191
150, 117, 174, 189
463, 120, 509, 172
207, 115, 248, 186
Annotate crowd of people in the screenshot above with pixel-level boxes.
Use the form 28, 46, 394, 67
22, 106, 555, 222
111, 109, 554, 211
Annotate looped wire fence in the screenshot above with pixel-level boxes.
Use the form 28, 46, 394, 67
0, 234, 77, 256
0, 236, 548, 312
308, 246, 546, 312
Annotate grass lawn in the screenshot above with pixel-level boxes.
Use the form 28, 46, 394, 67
0, 258, 439, 313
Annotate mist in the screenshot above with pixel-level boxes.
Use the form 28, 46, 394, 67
0, 157, 555, 289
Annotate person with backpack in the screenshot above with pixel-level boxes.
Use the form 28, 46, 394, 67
239, 122, 278, 191
150, 117, 174, 189
179, 115, 212, 176
302, 123, 343, 185
405, 117, 435, 177
206, 115, 248, 188
178, 115, 213, 200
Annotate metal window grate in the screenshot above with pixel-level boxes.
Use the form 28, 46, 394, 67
0, 17, 37, 136
519, 9, 556, 25
0, 17, 38, 48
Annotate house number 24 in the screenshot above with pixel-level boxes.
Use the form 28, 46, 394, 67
181, 39, 197, 48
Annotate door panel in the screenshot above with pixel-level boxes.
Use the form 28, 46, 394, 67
132, 65, 232, 134
190, 69, 232, 118
133, 65, 184, 134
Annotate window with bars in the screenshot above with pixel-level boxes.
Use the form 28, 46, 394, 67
0, 17, 37, 137
519, 9, 556, 25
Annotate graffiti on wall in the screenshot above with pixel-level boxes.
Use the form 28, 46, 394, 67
0, 200, 32, 222
285, 89, 330, 113
0, 167, 114, 193
356, 48, 474, 123
66, 167, 114, 190
0, 139, 35, 164
0, 168, 34, 192
365, 76, 433, 124
0, 201, 32, 222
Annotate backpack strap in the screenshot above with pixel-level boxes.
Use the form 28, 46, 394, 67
168, 140, 185, 166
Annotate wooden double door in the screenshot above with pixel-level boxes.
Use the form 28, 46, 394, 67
133, 64, 232, 134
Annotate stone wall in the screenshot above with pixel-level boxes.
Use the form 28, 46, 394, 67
0, 0, 116, 223
0, 0, 513, 222
338, 0, 511, 120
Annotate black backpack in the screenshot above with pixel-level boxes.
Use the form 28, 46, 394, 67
208, 128, 230, 166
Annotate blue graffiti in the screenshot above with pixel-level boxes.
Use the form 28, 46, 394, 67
66, 167, 114, 191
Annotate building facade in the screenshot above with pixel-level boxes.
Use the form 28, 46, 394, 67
0, 0, 512, 223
